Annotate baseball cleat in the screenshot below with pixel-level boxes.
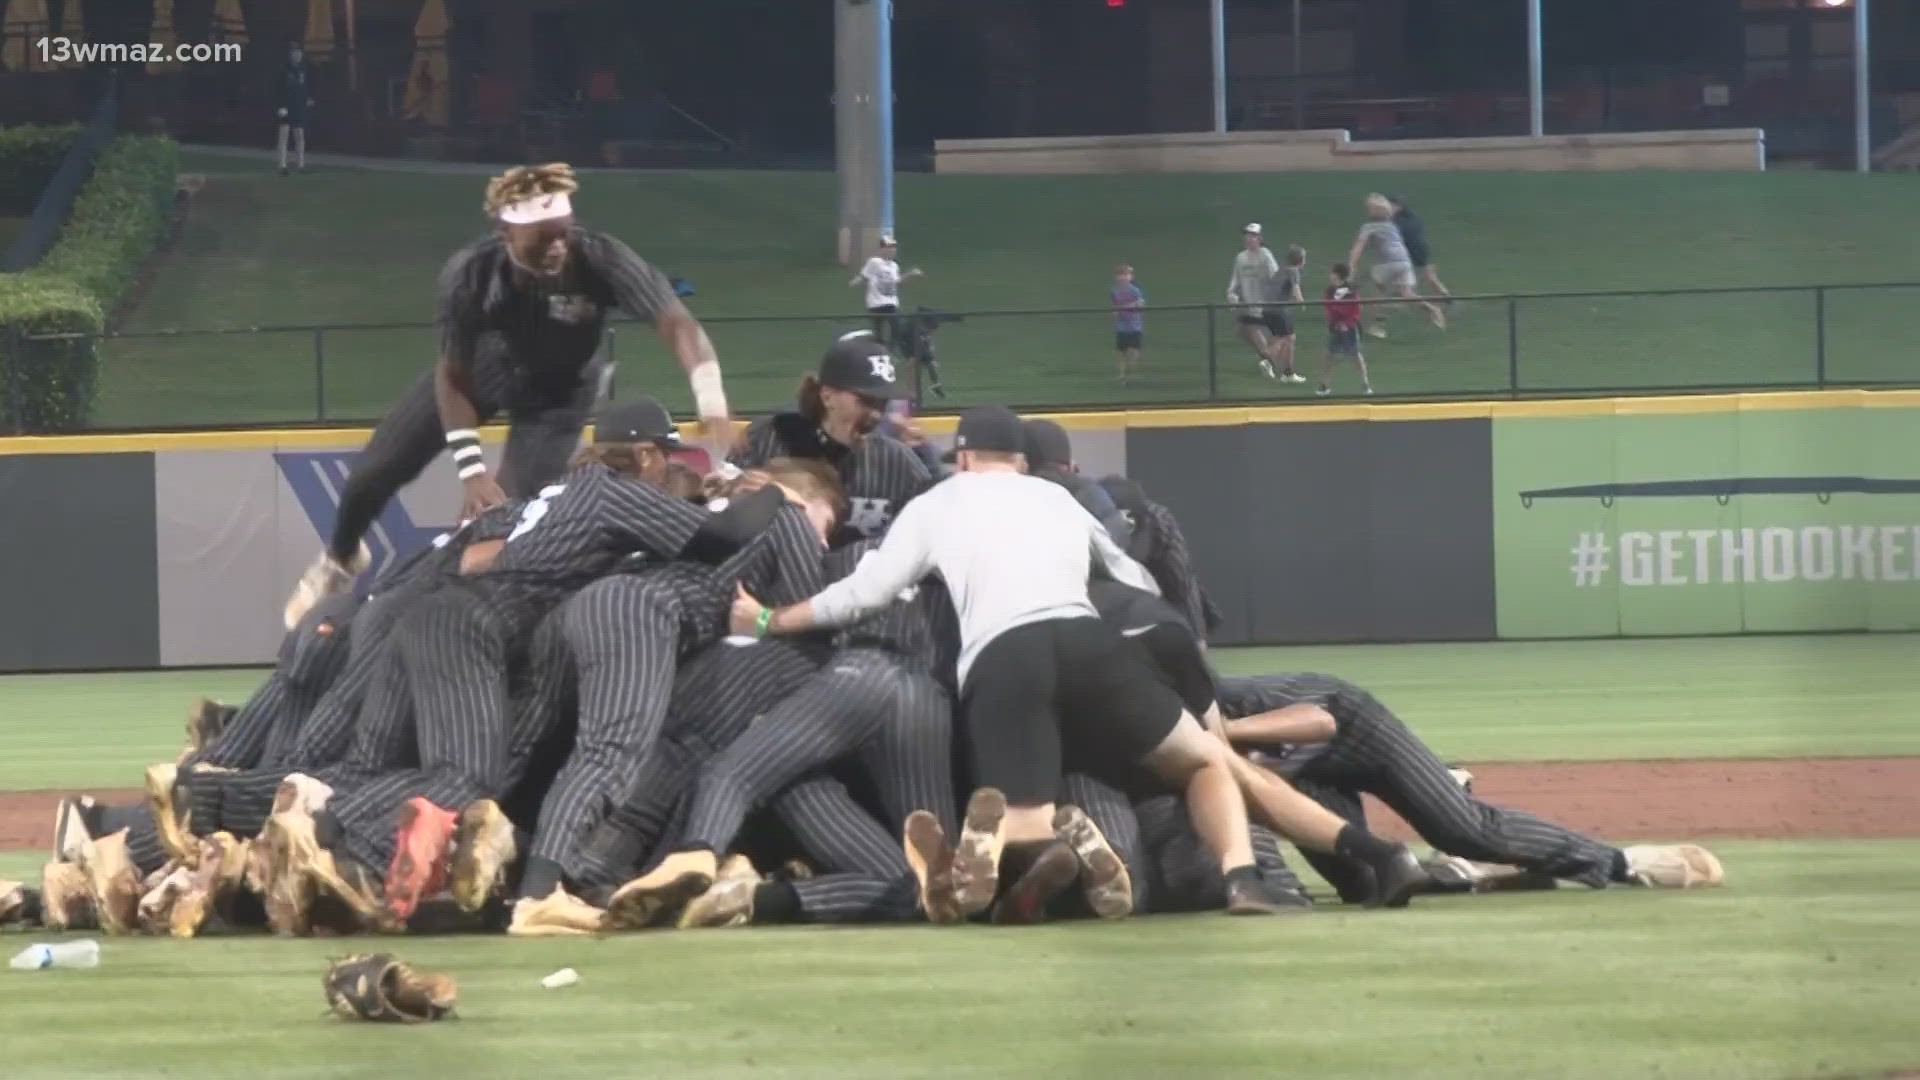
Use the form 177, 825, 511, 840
169, 833, 244, 939
1623, 845, 1724, 889
50, 795, 98, 864
1226, 875, 1314, 916
77, 828, 142, 934
449, 799, 517, 913
144, 763, 197, 868
1446, 766, 1475, 792
0, 879, 24, 925
678, 858, 762, 930
258, 809, 317, 935
1052, 805, 1132, 920
274, 772, 335, 817
990, 841, 1079, 926
902, 809, 963, 925
185, 698, 235, 756
509, 886, 607, 937
137, 863, 194, 934
39, 861, 95, 931
281, 543, 370, 632
951, 788, 1008, 918
605, 849, 718, 930
384, 798, 458, 924
1363, 844, 1431, 909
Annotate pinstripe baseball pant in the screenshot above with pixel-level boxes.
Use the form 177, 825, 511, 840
525, 572, 690, 872
781, 775, 923, 924
559, 637, 823, 893
1284, 677, 1622, 889
676, 648, 954, 856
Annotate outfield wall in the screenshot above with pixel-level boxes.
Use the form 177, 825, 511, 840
933, 128, 1767, 175
0, 389, 1914, 672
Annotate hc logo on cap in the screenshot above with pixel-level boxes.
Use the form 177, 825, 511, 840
869, 355, 896, 383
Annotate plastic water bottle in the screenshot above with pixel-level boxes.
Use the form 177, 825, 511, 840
9, 940, 100, 971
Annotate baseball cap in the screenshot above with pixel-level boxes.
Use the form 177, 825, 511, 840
1022, 419, 1074, 472
1243, 223, 1263, 235
818, 334, 911, 400
593, 395, 681, 447
943, 405, 1025, 462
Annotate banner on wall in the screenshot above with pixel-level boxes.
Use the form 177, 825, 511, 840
1492, 405, 1920, 637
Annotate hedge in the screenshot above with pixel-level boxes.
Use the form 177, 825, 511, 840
0, 125, 82, 211
0, 134, 179, 431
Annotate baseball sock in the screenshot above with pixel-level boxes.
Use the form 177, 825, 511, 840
1332, 824, 1398, 863
518, 856, 564, 901
313, 809, 344, 849
1225, 865, 1261, 888
1609, 849, 1632, 883
751, 881, 802, 924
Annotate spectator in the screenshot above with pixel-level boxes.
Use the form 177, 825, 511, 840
1111, 263, 1145, 384
1225, 224, 1302, 382
1346, 194, 1444, 338
1266, 244, 1308, 383
276, 43, 313, 177
1387, 194, 1452, 305
1318, 262, 1372, 397
850, 234, 923, 352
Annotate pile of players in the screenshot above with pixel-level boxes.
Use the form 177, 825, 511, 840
0, 334, 1723, 941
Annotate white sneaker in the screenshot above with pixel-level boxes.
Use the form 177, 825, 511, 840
1315, 385, 1331, 397
281, 543, 370, 631
1258, 359, 1276, 379
1284, 372, 1307, 384
1366, 326, 1388, 340
1363, 385, 1375, 396
1623, 845, 1724, 889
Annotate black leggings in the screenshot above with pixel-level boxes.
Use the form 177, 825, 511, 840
328, 363, 600, 560
867, 305, 900, 350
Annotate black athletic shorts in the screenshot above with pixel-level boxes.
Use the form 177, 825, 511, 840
958, 616, 1186, 805
1264, 311, 1293, 338
1115, 330, 1143, 351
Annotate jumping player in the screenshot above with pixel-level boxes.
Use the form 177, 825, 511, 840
1318, 263, 1372, 397
281, 162, 737, 630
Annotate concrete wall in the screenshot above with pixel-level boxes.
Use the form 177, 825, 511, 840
935, 128, 1768, 175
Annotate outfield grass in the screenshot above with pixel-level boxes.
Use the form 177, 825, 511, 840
87, 157, 1920, 428
0, 635, 1911, 792
1, 841, 1916, 1079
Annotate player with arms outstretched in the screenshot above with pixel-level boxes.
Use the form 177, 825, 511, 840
282, 163, 737, 630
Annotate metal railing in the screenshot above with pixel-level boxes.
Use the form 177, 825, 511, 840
9, 282, 1920, 434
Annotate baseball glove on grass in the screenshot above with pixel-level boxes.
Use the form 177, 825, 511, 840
322, 953, 457, 1023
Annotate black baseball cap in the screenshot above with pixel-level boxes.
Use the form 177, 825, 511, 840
593, 395, 681, 447
1022, 419, 1074, 473
942, 404, 1025, 462
819, 334, 911, 400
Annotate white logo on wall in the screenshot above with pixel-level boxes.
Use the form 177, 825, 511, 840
1566, 525, 1920, 588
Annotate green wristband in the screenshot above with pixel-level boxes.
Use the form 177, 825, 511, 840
755, 609, 773, 638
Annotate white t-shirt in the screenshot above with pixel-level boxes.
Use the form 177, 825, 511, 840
859, 256, 902, 310
807, 470, 1160, 686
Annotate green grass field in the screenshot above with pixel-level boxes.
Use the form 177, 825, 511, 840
88, 156, 1920, 429
1, 635, 1915, 1078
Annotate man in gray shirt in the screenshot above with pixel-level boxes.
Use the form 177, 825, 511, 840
1347, 194, 1446, 339
1225, 224, 1303, 382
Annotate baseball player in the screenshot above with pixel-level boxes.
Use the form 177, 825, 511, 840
283, 162, 738, 630
1097, 475, 1220, 643
1213, 673, 1724, 894
730, 404, 1298, 923
505, 463, 841, 927
608, 534, 960, 914
1020, 420, 1131, 549
731, 335, 931, 545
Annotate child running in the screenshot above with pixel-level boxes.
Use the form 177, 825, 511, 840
1319, 263, 1372, 397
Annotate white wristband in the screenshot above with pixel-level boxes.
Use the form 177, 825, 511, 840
690, 360, 728, 419
444, 428, 480, 444
458, 460, 487, 480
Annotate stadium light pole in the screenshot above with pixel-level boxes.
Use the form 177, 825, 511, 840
834, 0, 895, 266
1854, 0, 1870, 173
1526, 0, 1543, 137
1210, 0, 1227, 133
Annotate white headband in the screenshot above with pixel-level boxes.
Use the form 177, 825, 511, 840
498, 192, 573, 224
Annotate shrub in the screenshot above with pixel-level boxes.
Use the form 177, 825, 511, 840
0, 125, 83, 211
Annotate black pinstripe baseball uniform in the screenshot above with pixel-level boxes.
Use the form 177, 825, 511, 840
1099, 476, 1220, 640
732, 414, 931, 545
321, 465, 711, 875
328, 229, 680, 563
1215, 674, 1627, 889
516, 499, 831, 898
559, 636, 825, 896
193, 591, 362, 771
672, 537, 959, 859
186, 504, 530, 840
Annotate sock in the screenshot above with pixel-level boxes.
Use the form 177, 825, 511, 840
1333, 824, 1398, 864
752, 881, 801, 924
312, 809, 343, 849
1609, 849, 1633, 883
1224, 864, 1259, 886
517, 856, 564, 902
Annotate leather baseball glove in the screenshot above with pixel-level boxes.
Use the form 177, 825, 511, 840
322, 953, 457, 1023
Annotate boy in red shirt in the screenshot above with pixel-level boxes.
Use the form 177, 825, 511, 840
1319, 263, 1372, 397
